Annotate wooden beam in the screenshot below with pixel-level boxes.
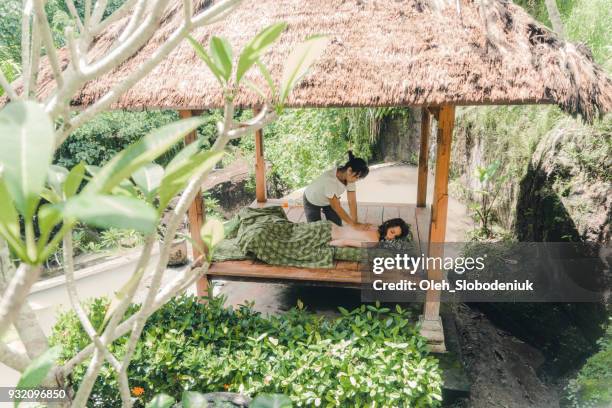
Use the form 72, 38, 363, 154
254, 109, 267, 203
424, 105, 454, 322
178, 110, 208, 298
417, 108, 430, 207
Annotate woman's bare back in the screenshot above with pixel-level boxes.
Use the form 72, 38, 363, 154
329, 223, 379, 247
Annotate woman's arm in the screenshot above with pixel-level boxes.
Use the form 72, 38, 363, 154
329, 195, 356, 225
347, 191, 358, 221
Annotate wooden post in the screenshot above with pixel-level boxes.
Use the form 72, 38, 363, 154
178, 110, 209, 298
254, 113, 267, 203
416, 108, 430, 207
421, 105, 455, 353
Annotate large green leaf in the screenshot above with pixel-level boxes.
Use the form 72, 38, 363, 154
280, 35, 328, 104
158, 150, 224, 209
236, 22, 287, 83
14, 346, 61, 408
0, 101, 55, 218
146, 394, 175, 408
210, 36, 233, 82
83, 117, 204, 195
132, 163, 164, 199
250, 394, 293, 408
63, 195, 158, 234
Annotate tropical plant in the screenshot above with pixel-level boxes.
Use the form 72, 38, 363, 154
50, 295, 443, 407
467, 160, 507, 239
0, 1, 327, 406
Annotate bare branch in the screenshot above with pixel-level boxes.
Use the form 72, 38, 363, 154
0, 341, 31, 372
21, 0, 33, 97
62, 263, 209, 376
61, 0, 243, 145
183, 0, 193, 23
91, 0, 140, 36
118, 0, 147, 42
27, 13, 42, 99
0, 71, 19, 101
32, 0, 64, 88
0, 264, 42, 341
13, 301, 48, 359
90, 0, 110, 28
65, 0, 85, 34
62, 233, 122, 372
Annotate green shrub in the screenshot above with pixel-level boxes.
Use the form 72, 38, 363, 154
564, 318, 612, 408
50, 295, 443, 407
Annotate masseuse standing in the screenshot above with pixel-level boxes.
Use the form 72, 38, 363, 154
303, 151, 370, 227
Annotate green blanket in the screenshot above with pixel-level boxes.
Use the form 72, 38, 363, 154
212, 206, 361, 268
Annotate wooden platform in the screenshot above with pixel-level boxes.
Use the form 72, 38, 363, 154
207, 199, 430, 288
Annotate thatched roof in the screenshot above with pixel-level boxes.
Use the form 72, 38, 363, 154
23, 0, 612, 119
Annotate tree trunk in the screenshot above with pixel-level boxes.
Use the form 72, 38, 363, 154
544, 0, 566, 38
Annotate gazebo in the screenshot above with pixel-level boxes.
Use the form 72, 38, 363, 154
30, 0, 612, 351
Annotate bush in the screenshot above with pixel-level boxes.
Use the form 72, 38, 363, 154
564, 318, 612, 408
50, 295, 443, 407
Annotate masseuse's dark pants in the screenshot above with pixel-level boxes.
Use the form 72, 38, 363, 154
303, 194, 342, 226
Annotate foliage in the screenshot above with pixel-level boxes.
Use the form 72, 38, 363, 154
50, 295, 443, 407
239, 107, 399, 192
563, 318, 612, 407
55, 110, 180, 169
467, 160, 508, 239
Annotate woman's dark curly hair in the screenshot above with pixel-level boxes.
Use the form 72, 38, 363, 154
338, 150, 369, 179
378, 218, 410, 241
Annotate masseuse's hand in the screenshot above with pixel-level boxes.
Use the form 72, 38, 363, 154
353, 222, 374, 231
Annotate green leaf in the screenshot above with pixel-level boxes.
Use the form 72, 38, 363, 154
200, 217, 225, 250
63, 162, 86, 198
210, 36, 233, 82
0, 101, 55, 219
146, 394, 175, 408
132, 163, 164, 199
280, 35, 328, 104
188, 36, 225, 85
158, 151, 223, 209
63, 195, 158, 234
251, 394, 293, 408
84, 117, 204, 195
37, 204, 62, 249
15, 346, 61, 408
236, 22, 287, 83
182, 391, 208, 408
0, 178, 26, 260
47, 165, 69, 197
256, 59, 276, 99
244, 79, 267, 100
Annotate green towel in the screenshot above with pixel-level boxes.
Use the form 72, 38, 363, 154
212, 206, 412, 267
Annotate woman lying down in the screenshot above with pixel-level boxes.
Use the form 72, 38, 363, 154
214, 206, 411, 269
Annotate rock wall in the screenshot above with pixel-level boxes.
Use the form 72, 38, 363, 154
372, 107, 422, 164
515, 124, 611, 244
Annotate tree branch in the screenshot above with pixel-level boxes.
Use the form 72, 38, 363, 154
0, 341, 31, 372
33, 0, 64, 88
59, 0, 243, 145
0, 264, 42, 341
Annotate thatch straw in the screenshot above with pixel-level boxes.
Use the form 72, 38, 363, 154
11, 0, 612, 120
